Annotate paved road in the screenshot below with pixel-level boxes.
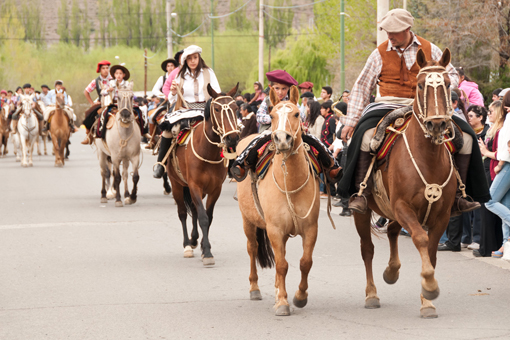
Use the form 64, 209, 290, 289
1, 131, 510, 340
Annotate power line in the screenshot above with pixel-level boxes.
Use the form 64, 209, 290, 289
263, 0, 329, 9
208, 0, 254, 19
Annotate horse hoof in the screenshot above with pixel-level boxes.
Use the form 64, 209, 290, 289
183, 246, 194, 258
115, 201, 123, 207
163, 190, 170, 196
293, 296, 308, 308
125, 197, 133, 205
28, 162, 33, 167
22, 163, 27, 167
202, 257, 215, 266
100, 197, 108, 203
190, 243, 198, 250
365, 297, 381, 309
275, 305, 291, 316
250, 290, 262, 300
420, 307, 438, 319
44, 152, 47, 155
383, 268, 399, 284
421, 287, 440, 301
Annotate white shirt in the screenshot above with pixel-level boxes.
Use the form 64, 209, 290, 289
109, 79, 128, 100
152, 73, 169, 99
169, 68, 221, 103
497, 114, 510, 163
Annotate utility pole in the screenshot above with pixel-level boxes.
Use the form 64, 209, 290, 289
340, 0, 345, 92
403, 0, 407, 10
258, 0, 264, 84
166, 0, 173, 58
144, 49, 148, 97
211, 0, 215, 69
377, 0, 389, 46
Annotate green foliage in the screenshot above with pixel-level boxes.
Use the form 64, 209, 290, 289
71, 0, 81, 47
57, 0, 70, 44
226, 0, 253, 31
264, 0, 294, 50
20, 0, 44, 47
174, 0, 204, 46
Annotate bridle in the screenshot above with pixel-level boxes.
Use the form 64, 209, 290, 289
117, 89, 135, 124
204, 96, 240, 158
413, 65, 454, 144
271, 102, 302, 159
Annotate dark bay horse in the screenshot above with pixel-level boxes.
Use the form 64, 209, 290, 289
354, 49, 457, 318
166, 84, 240, 266
49, 93, 70, 167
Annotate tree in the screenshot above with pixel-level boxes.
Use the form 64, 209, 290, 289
174, 0, 203, 45
20, 0, 44, 47
70, 0, 81, 47
57, 0, 70, 44
226, 0, 253, 31
82, 1, 91, 50
264, 0, 294, 71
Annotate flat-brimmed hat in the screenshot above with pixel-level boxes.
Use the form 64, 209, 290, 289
181, 45, 202, 65
300, 91, 314, 99
110, 65, 130, 81
161, 58, 178, 72
266, 70, 298, 87
451, 91, 459, 102
41, 84, 50, 90
299, 81, 314, 89
96, 60, 111, 73
23, 83, 31, 89
379, 9, 414, 33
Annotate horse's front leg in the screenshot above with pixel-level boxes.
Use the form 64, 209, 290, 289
353, 210, 380, 308
190, 184, 214, 265
112, 160, 123, 207
127, 155, 140, 205
383, 221, 402, 284
36, 135, 42, 156
172, 184, 193, 257
267, 229, 290, 316
190, 203, 199, 249
121, 160, 131, 203
293, 223, 318, 309
162, 172, 172, 196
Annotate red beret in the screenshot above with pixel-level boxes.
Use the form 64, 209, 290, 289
299, 81, 314, 89
266, 70, 298, 87
96, 60, 111, 73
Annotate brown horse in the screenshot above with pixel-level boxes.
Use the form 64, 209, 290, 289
354, 49, 457, 318
236, 86, 322, 316
0, 104, 9, 156
166, 84, 240, 266
49, 93, 70, 167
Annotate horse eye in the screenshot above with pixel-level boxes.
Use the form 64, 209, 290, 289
418, 84, 423, 90
294, 112, 299, 118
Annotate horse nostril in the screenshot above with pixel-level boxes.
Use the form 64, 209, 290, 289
286, 134, 292, 143
426, 121, 433, 131
440, 121, 447, 132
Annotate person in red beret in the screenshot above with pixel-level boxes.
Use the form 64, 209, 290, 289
298, 81, 316, 121
81, 60, 112, 144
256, 69, 298, 132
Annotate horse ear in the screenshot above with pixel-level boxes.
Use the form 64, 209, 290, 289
269, 87, 279, 107
207, 83, 219, 99
416, 49, 427, 69
226, 83, 239, 98
289, 85, 299, 105
439, 48, 451, 68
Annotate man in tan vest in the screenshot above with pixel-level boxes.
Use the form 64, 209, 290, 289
337, 8, 486, 216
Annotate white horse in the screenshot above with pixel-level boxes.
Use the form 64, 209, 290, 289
95, 83, 141, 207
17, 94, 39, 167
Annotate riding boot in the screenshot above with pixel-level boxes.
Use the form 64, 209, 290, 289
348, 151, 374, 214
81, 128, 93, 145
451, 153, 481, 217
153, 136, 172, 179
145, 123, 156, 149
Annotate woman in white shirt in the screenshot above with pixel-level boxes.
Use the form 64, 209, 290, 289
153, 45, 221, 178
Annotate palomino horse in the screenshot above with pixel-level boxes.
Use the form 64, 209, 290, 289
95, 84, 141, 207
17, 94, 39, 167
236, 86, 321, 316
166, 84, 240, 266
0, 104, 9, 156
354, 49, 457, 318
49, 93, 70, 167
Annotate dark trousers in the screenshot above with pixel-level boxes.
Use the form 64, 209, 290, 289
445, 214, 466, 251
461, 210, 482, 245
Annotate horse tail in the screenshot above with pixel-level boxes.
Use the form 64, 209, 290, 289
256, 227, 274, 268
182, 186, 194, 217
57, 137, 61, 149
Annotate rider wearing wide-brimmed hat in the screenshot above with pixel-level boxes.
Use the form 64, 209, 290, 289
82, 60, 113, 144
336, 8, 488, 217
153, 58, 179, 99
9, 83, 44, 134
153, 45, 221, 179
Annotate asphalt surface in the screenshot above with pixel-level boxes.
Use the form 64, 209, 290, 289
1, 131, 510, 340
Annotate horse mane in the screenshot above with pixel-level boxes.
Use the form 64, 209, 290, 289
204, 92, 228, 121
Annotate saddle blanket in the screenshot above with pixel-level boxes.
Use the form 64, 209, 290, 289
175, 121, 201, 146
165, 108, 204, 125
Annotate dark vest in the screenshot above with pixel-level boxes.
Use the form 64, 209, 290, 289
377, 36, 432, 99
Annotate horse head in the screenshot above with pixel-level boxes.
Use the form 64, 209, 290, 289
268, 85, 301, 153
117, 83, 134, 124
55, 92, 66, 109
20, 94, 34, 117
415, 48, 453, 145
206, 83, 241, 152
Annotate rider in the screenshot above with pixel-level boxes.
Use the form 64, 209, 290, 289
81, 60, 112, 144
337, 8, 488, 215
40, 85, 51, 107
152, 45, 221, 179
10, 83, 44, 134
43, 80, 75, 131
162, 49, 185, 99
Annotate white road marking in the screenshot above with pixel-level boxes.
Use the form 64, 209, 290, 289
0, 220, 165, 230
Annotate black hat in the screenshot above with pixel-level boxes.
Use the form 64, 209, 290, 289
334, 101, 348, 115
174, 50, 184, 64
23, 83, 31, 89
41, 84, 50, 90
110, 65, 130, 81
451, 91, 459, 102
300, 91, 314, 99
161, 58, 178, 72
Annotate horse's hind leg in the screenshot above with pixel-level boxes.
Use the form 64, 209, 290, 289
353, 210, 380, 308
190, 203, 199, 249
243, 220, 261, 300
383, 221, 402, 284
173, 184, 193, 257
112, 163, 123, 207
293, 224, 318, 309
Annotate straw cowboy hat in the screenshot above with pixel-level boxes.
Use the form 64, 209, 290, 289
110, 65, 130, 81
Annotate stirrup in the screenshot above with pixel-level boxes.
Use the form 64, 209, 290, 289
348, 193, 368, 214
